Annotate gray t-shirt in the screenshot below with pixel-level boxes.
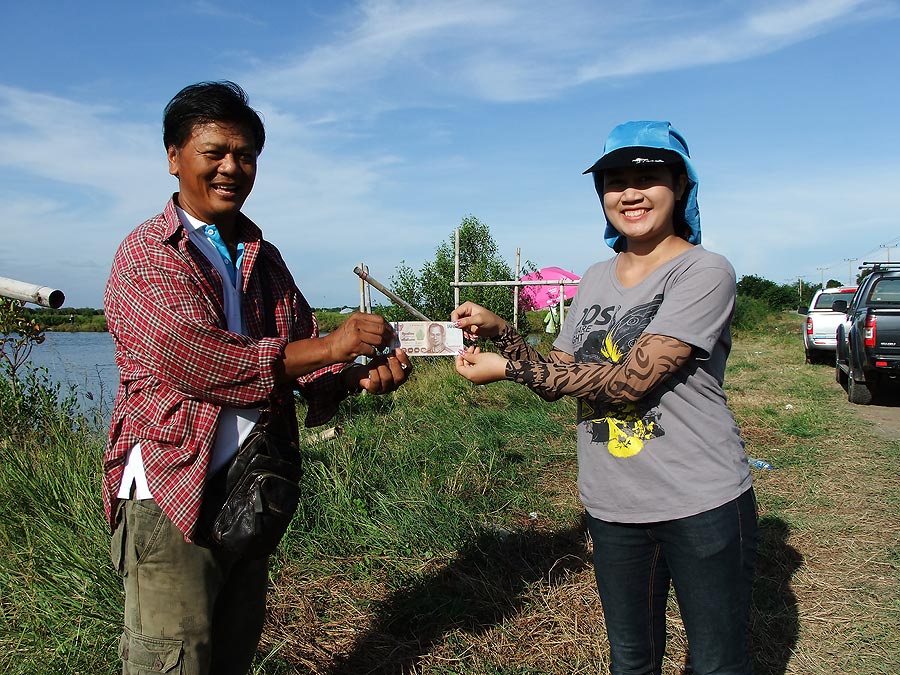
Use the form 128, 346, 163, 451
555, 245, 751, 523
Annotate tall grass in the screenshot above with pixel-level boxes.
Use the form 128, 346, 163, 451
1, 314, 897, 674
0, 368, 119, 674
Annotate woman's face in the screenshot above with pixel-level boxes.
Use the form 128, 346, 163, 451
602, 165, 687, 251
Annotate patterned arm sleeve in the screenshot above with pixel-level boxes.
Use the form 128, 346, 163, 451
505, 332, 692, 403
490, 324, 573, 401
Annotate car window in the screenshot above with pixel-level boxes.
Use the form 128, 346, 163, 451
813, 293, 839, 310
867, 278, 900, 305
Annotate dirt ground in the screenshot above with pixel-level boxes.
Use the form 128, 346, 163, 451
827, 374, 900, 438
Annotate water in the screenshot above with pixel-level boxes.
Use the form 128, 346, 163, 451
24, 331, 118, 410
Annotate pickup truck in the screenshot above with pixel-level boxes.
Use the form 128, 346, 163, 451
799, 286, 858, 364
834, 262, 900, 404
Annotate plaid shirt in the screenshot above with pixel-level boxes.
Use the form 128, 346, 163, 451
104, 198, 346, 538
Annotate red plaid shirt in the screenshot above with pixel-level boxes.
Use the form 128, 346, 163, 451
104, 198, 346, 538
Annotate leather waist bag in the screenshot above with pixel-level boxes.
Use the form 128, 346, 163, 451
196, 411, 302, 559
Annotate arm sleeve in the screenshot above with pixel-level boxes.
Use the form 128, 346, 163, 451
505, 332, 692, 403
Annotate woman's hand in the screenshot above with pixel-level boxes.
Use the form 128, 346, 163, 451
451, 302, 506, 340
454, 345, 509, 385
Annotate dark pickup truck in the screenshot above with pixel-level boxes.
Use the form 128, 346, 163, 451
835, 262, 900, 404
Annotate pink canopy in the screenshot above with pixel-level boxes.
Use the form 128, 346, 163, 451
519, 267, 580, 311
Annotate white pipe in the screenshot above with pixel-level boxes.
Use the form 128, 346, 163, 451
0, 276, 65, 308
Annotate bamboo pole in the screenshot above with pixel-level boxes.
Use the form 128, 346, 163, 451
0, 276, 65, 308
353, 267, 430, 321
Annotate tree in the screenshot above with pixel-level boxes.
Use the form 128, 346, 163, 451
825, 279, 843, 289
735, 274, 796, 310
389, 216, 515, 324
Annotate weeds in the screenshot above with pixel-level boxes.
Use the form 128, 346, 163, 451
0, 312, 897, 674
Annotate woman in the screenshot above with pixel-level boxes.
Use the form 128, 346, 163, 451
452, 121, 757, 675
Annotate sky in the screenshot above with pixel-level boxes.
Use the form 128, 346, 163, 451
2, 0, 899, 309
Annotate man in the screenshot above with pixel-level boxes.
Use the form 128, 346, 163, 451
426, 322, 449, 354
104, 81, 410, 675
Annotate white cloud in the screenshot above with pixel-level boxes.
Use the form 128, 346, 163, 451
247, 0, 895, 108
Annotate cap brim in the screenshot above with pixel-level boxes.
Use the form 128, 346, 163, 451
583, 147, 683, 174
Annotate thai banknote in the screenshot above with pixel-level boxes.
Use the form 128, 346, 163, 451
388, 321, 463, 356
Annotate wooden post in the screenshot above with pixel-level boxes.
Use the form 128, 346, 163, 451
0, 276, 65, 308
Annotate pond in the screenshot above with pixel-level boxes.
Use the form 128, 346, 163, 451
23, 331, 118, 412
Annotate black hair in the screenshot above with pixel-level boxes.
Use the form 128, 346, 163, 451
163, 81, 265, 153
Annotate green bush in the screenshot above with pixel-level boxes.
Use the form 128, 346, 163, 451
732, 295, 775, 333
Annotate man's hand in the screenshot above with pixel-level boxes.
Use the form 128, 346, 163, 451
455, 345, 508, 385
324, 312, 395, 362
450, 302, 506, 340
279, 313, 398, 383
342, 349, 412, 395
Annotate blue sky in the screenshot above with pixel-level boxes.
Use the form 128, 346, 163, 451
2, 0, 899, 309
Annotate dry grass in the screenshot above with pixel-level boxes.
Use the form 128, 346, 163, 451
255, 315, 900, 674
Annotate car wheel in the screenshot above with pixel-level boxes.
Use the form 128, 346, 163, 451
848, 374, 873, 405
805, 348, 814, 365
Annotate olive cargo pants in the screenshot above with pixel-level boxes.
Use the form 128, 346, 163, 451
111, 499, 268, 675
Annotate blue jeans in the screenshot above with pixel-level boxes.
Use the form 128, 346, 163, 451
586, 488, 757, 675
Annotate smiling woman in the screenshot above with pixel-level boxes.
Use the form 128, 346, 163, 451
451, 120, 757, 675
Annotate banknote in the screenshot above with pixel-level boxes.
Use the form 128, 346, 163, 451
388, 321, 463, 356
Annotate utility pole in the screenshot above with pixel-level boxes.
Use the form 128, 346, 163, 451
844, 258, 858, 285
881, 243, 896, 262
816, 266, 828, 287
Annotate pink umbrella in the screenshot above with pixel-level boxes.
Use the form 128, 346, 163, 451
519, 267, 580, 311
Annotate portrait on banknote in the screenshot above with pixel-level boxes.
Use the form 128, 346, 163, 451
389, 321, 463, 356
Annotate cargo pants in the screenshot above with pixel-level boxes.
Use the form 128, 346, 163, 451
111, 499, 268, 675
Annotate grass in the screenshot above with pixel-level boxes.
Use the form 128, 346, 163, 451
1, 313, 898, 674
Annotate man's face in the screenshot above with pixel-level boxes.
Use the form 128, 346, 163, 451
167, 121, 258, 226
428, 325, 444, 347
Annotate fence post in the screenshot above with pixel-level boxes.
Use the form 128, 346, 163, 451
559, 283, 565, 325
359, 261, 366, 312
513, 247, 520, 329
454, 228, 460, 309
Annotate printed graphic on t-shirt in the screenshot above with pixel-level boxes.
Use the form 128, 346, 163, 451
575, 294, 665, 458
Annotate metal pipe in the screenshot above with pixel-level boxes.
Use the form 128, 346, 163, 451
513, 247, 521, 329
353, 267, 430, 321
0, 276, 65, 308
454, 228, 460, 309
452, 279, 580, 288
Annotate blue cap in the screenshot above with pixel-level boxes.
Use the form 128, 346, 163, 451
584, 120, 700, 251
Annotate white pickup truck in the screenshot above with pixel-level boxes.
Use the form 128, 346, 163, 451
800, 286, 858, 364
